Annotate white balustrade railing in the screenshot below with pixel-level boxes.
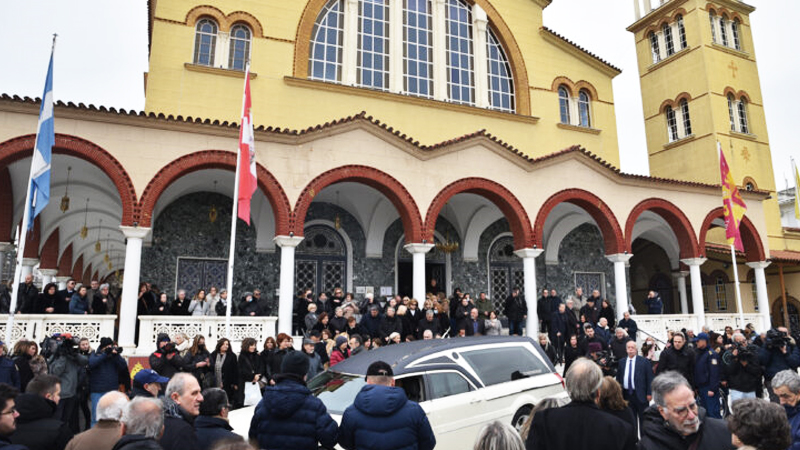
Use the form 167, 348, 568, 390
0, 314, 116, 349
633, 313, 767, 346
136, 316, 278, 356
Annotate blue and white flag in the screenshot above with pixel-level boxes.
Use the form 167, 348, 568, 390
28, 47, 55, 229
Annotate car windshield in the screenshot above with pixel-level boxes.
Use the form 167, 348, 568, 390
308, 371, 365, 415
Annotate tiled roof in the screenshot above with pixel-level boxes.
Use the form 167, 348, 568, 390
770, 250, 800, 263
540, 27, 622, 73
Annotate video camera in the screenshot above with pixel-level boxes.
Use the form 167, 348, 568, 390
765, 328, 792, 351
162, 342, 177, 354
104, 345, 124, 355
42, 333, 80, 359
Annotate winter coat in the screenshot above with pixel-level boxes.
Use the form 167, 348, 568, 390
329, 347, 349, 367
13, 355, 32, 392
16, 282, 38, 314
379, 316, 403, 341
784, 403, 800, 450
65, 420, 121, 450
91, 292, 112, 315
149, 348, 187, 379
541, 343, 557, 365
504, 294, 527, 322
238, 351, 262, 385
305, 351, 324, 380
68, 293, 89, 314
209, 350, 239, 401
485, 319, 502, 336
638, 404, 735, 450
248, 377, 338, 450
416, 318, 440, 339
549, 311, 570, 341
610, 337, 632, 361
149, 300, 170, 315
599, 305, 616, 329
694, 347, 721, 390
194, 416, 242, 450
339, 384, 435, 450
169, 298, 190, 315
758, 344, 800, 380
304, 312, 318, 332
580, 301, 601, 324
454, 303, 474, 330
10, 393, 73, 450
111, 435, 162, 450
656, 345, 696, 387
265, 349, 292, 380
526, 400, 635, 450
360, 312, 383, 339
89, 350, 128, 393
645, 295, 663, 314
239, 299, 262, 316
34, 292, 56, 314
563, 344, 583, 375
190, 349, 212, 386
0, 436, 27, 450
159, 399, 199, 450
48, 353, 89, 398
188, 300, 209, 316
330, 316, 347, 335
0, 357, 19, 390
54, 289, 74, 314
618, 318, 638, 340
722, 347, 762, 393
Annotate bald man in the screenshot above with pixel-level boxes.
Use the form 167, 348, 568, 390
65, 391, 129, 450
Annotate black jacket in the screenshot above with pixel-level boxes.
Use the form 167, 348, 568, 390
464, 318, 486, 336
111, 435, 162, 450
656, 345, 695, 387
504, 294, 527, 322
379, 316, 403, 341
618, 318, 638, 340
416, 318, 441, 339
169, 298, 190, 315
13, 355, 33, 392
10, 393, 73, 450
209, 351, 238, 395
638, 404, 735, 450
238, 351, 262, 385
16, 282, 38, 314
159, 400, 198, 450
238, 299, 262, 316
54, 289, 74, 314
722, 347, 762, 393
149, 348, 187, 379
0, 436, 27, 450
194, 416, 242, 450
91, 292, 113, 315
526, 401, 635, 450
34, 292, 56, 314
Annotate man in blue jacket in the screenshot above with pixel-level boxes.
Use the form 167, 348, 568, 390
339, 361, 435, 450
694, 333, 721, 418
249, 351, 338, 450
88, 338, 128, 426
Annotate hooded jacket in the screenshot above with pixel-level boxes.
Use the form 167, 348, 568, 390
338, 384, 435, 450
248, 377, 338, 450
638, 404, 735, 450
10, 393, 73, 450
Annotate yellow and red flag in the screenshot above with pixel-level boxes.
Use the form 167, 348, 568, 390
719, 142, 747, 252
237, 65, 257, 225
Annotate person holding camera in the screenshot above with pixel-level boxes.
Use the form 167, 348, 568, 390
722, 332, 763, 405
149, 333, 188, 379
48, 334, 89, 434
758, 327, 800, 403
88, 337, 127, 427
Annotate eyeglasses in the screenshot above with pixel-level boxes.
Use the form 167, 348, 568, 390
665, 401, 698, 418
0, 408, 16, 415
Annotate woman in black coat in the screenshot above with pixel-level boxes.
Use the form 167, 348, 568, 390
33, 283, 57, 314
189, 335, 211, 387
12, 340, 37, 392
563, 335, 583, 376
599, 299, 616, 330
597, 376, 639, 443
266, 334, 295, 382
259, 337, 277, 381
149, 292, 171, 315
209, 338, 238, 406
238, 337, 263, 406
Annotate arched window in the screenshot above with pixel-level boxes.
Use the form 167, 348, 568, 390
680, 98, 691, 136
194, 18, 218, 66
665, 105, 678, 142
709, 12, 717, 43
677, 15, 687, 49
445, 0, 475, 105
228, 24, 251, 71
309, 0, 344, 81
357, 0, 390, 90
719, 14, 729, 46
662, 23, 675, 56
738, 98, 749, 134
488, 236, 524, 308
715, 276, 728, 310
729, 93, 750, 134
578, 90, 591, 127
649, 32, 661, 64
403, 0, 434, 98
731, 18, 741, 50
295, 225, 347, 295
558, 87, 571, 124
486, 29, 514, 112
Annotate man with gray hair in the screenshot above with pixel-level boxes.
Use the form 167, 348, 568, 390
91, 283, 115, 315
639, 371, 734, 450
160, 373, 203, 450
526, 358, 635, 450
771, 369, 800, 449
111, 397, 163, 450
65, 391, 128, 450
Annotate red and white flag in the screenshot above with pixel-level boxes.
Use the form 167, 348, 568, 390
237, 66, 257, 225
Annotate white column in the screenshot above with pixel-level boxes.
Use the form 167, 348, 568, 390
432, 0, 447, 101
681, 258, 707, 328
747, 261, 772, 331
39, 269, 58, 286
0, 243, 12, 278
275, 235, 304, 336
404, 243, 434, 304
342, 0, 359, 86
514, 248, 544, 336
55, 276, 70, 290
388, 0, 403, 93
606, 253, 633, 321
20, 258, 38, 280
118, 226, 151, 353
674, 271, 689, 314
633, 0, 642, 21
472, 4, 489, 108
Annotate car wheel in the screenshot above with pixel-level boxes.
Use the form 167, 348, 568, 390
511, 405, 533, 433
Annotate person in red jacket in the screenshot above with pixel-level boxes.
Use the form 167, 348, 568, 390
329, 336, 350, 367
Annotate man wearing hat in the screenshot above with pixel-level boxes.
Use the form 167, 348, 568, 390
339, 361, 435, 450
694, 332, 721, 418
149, 333, 186, 379
249, 351, 338, 450
88, 337, 127, 426
131, 369, 169, 399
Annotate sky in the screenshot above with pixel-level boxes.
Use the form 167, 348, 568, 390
0, 0, 796, 189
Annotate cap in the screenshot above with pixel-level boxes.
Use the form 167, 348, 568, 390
281, 351, 310, 377
695, 332, 710, 342
134, 369, 169, 385
303, 338, 315, 346
335, 335, 348, 348
99, 337, 114, 349
157, 333, 171, 344
366, 361, 393, 378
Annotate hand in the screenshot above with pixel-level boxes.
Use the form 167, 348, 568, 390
707, 391, 714, 397
102, 298, 107, 303
646, 395, 652, 402
781, 346, 788, 354
166, 353, 174, 360
732, 348, 738, 356
233, 385, 238, 391
45, 307, 54, 313
250, 312, 256, 316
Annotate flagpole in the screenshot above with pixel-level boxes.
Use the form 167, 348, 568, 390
729, 243, 745, 328
7, 35, 57, 345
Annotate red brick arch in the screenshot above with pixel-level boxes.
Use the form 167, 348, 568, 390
22, 217, 41, 259
137, 150, 292, 234
40, 229, 60, 269
534, 189, 624, 254
0, 134, 138, 226
292, 165, 423, 242
58, 244, 73, 277
624, 198, 700, 259
72, 255, 83, 282
424, 178, 532, 250
699, 207, 766, 262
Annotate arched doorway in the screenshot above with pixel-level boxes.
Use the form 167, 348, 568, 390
649, 273, 674, 314
487, 234, 524, 312
294, 225, 347, 295
772, 297, 800, 335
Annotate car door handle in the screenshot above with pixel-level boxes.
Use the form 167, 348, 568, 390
469, 396, 482, 404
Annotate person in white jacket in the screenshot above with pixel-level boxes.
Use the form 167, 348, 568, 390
188, 289, 209, 316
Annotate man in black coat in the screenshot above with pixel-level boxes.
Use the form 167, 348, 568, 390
416, 310, 441, 339
15, 275, 38, 314
238, 293, 262, 316
194, 388, 242, 450
54, 279, 76, 315
580, 293, 601, 325
504, 288, 526, 336
536, 289, 550, 334
149, 334, 187, 379
526, 358, 635, 450
549, 303, 570, 362
639, 371, 734, 450
161, 373, 203, 450
10, 374, 73, 450
463, 308, 486, 336
656, 332, 695, 387
617, 311, 638, 341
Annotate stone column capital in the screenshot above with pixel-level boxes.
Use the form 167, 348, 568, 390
672, 271, 689, 279
0, 242, 14, 252
680, 257, 708, 267
21, 258, 39, 267
120, 226, 151, 240
605, 253, 633, 264
513, 248, 544, 259
54, 276, 72, 282
404, 243, 434, 254
746, 261, 771, 270
39, 269, 58, 276
273, 235, 304, 248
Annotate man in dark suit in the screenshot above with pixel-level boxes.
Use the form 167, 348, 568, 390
617, 340, 653, 429
526, 358, 635, 450
464, 308, 485, 336
54, 279, 76, 314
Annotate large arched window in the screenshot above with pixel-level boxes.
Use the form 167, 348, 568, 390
709, 12, 717, 43
662, 23, 675, 56
309, 0, 344, 82
731, 18, 741, 50
665, 106, 678, 142
677, 15, 687, 49
578, 90, 591, 127
229, 24, 251, 71
194, 18, 218, 66
558, 87, 571, 124
680, 98, 691, 136
305, 0, 515, 112
649, 32, 661, 64
728, 93, 750, 134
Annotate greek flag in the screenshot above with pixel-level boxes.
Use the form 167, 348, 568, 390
28, 47, 55, 229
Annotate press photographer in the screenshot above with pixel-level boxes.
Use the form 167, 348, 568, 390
758, 327, 800, 402
722, 332, 762, 405
88, 337, 127, 426
587, 342, 617, 377
47, 333, 89, 434
149, 333, 188, 379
